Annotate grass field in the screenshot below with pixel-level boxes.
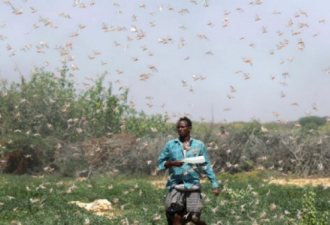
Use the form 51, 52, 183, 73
0, 171, 329, 225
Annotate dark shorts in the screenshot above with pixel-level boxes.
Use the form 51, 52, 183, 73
165, 188, 203, 214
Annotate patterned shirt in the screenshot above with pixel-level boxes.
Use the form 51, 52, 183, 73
157, 138, 219, 190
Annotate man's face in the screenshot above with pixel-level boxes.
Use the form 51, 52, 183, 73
177, 120, 191, 138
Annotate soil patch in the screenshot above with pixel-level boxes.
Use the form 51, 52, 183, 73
269, 178, 330, 187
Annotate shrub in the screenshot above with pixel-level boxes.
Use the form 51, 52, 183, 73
240, 120, 263, 139
298, 116, 327, 134
0, 134, 53, 173
300, 189, 329, 225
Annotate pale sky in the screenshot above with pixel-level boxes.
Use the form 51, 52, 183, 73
1, 0, 330, 123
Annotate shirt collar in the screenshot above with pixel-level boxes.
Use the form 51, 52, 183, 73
175, 137, 195, 144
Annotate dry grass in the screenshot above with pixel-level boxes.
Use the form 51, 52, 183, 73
269, 178, 330, 187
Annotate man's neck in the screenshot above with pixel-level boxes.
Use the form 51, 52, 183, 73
180, 136, 190, 143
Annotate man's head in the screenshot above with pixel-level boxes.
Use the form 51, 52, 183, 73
177, 117, 192, 139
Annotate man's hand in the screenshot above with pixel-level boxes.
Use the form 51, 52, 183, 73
213, 187, 219, 197
164, 161, 184, 168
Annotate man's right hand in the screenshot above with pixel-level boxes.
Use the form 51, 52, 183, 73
165, 161, 184, 168
213, 187, 219, 197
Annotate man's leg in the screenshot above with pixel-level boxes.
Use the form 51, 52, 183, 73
191, 217, 206, 224
166, 209, 173, 225
172, 212, 184, 225
190, 213, 206, 225
185, 191, 205, 225
166, 204, 185, 225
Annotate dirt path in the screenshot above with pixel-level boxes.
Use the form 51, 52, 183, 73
151, 177, 330, 188
269, 178, 330, 187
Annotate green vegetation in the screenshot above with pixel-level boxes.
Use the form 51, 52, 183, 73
300, 189, 329, 225
0, 172, 330, 224
1, 68, 330, 224
299, 116, 327, 129
0, 66, 172, 142
299, 116, 325, 133
1, 67, 330, 178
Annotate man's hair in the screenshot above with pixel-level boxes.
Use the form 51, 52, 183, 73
178, 117, 192, 127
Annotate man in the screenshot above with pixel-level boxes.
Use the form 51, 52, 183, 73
157, 117, 219, 225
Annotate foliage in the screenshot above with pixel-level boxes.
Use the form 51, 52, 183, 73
240, 119, 263, 139
1, 173, 330, 224
300, 189, 329, 225
0, 67, 77, 140
0, 67, 176, 176
319, 124, 330, 133
299, 116, 327, 127
225, 186, 254, 200
0, 67, 171, 142
0, 134, 54, 173
1, 68, 330, 178
298, 116, 327, 133
125, 112, 172, 137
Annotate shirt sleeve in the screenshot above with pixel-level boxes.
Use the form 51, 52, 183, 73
200, 143, 219, 188
157, 142, 170, 170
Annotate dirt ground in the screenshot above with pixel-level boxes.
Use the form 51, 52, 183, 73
268, 178, 330, 187
151, 178, 330, 188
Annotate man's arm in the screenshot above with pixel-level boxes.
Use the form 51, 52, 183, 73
157, 142, 183, 169
164, 161, 184, 168
157, 143, 169, 170
213, 187, 219, 196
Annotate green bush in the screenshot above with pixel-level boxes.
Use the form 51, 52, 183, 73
240, 119, 263, 139
0, 134, 53, 173
298, 116, 327, 134
300, 189, 329, 225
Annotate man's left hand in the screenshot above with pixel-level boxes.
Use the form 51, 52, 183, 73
213, 187, 219, 197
